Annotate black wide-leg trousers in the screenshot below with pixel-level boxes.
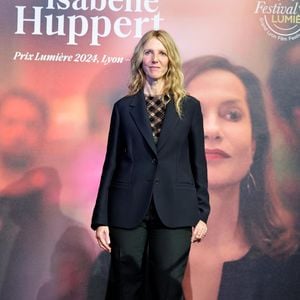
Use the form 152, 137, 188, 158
105, 204, 192, 300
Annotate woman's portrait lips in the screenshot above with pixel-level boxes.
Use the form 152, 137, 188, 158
149, 66, 160, 70
205, 148, 231, 160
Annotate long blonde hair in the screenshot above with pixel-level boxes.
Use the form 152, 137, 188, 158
128, 30, 186, 116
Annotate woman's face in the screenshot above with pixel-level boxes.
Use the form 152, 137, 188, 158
142, 37, 169, 83
187, 69, 256, 189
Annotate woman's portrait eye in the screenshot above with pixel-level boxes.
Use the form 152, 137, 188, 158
225, 109, 242, 122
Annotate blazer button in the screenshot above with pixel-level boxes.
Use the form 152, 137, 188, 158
151, 158, 158, 164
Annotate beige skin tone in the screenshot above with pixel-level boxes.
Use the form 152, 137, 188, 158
1, 167, 61, 208
0, 97, 45, 183
96, 38, 207, 252
182, 70, 256, 300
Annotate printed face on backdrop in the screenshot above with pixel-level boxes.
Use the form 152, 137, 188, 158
187, 69, 256, 189
142, 37, 169, 83
0, 96, 45, 170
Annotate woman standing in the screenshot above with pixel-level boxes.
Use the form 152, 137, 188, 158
91, 30, 210, 300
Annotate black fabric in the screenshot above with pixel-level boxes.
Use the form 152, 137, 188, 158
106, 218, 191, 300
218, 248, 300, 300
91, 90, 209, 230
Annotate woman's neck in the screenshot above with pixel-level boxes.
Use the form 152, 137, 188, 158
143, 78, 165, 97
205, 184, 247, 248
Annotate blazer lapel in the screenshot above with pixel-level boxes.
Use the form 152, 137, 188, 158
129, 91, 157, 156
157, 99, 179, 152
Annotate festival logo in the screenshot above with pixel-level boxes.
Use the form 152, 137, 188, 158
254, 0, 300, 41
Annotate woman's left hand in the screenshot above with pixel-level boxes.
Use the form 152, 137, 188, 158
191, 220, 208, 243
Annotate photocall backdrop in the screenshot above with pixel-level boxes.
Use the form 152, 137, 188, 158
0, 1, 299, 299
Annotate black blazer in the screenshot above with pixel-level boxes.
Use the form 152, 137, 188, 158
91, 90, 209, 230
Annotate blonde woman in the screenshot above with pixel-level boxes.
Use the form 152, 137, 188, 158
91, 30, 209, 299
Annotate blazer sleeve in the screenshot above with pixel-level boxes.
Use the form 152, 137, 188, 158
189, 99, 210, 223
91, 103, 122, 230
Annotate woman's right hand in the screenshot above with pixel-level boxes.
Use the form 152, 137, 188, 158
95, 226, 111, 253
